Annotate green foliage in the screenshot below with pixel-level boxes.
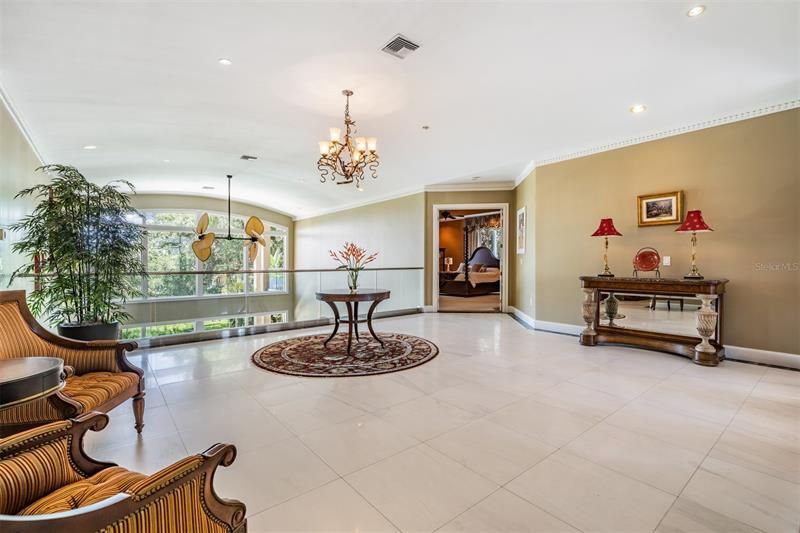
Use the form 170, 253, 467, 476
9, 165, 146, 326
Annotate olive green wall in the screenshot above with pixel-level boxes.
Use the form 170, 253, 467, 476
530, 109, 799, 354
0, 102, 41, 292
424, 190, 515, 306
513, 170, 536, 318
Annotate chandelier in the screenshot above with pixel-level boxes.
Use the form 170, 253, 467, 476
317, 89, 379, 190
191, 175, 266, 263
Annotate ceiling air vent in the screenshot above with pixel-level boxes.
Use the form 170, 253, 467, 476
240, 154, 258, 161
381, 34, 420, 59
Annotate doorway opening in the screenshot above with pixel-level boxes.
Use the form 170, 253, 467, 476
432, 204, 508, 313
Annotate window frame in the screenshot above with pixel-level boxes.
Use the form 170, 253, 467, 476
131, 208, 289, 301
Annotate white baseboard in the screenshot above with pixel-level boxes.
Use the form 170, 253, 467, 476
534, 320, 583, 336
521, 320, 799, 369
726, 345, 800, 369
508, 306, 536, 329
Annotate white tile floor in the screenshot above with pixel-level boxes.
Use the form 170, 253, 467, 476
84, 313, 800, 533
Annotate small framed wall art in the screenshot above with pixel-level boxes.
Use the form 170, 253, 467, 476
516, 207, 526, 253
637, 191, 684, 227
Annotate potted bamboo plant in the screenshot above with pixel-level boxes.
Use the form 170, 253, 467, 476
9, 165, 146, 340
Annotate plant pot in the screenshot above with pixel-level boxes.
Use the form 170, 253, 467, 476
58, 321, 121, 341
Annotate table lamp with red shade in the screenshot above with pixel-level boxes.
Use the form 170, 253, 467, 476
675, 210, 713, 279
591, 218, 623, 277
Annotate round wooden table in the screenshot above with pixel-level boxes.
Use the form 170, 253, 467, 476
315, 289, 391, 356
0, 357, 66, 410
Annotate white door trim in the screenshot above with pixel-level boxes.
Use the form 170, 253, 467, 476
432, 203, 509, 313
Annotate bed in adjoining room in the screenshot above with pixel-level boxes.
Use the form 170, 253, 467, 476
439, 246, 501, 297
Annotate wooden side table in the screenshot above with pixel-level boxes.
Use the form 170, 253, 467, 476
0, 357, 66, 410
316, 289, 391, 356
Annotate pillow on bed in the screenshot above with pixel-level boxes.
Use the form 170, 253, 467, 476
484, 267, 500, 273
455, 263, 466, 273
469, 263, 484, 272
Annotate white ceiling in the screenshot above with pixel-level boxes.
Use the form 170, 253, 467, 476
1, 1, 797, 219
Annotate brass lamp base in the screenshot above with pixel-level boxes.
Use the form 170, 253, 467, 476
597, 272, 615, 278
684, 273, 704, 280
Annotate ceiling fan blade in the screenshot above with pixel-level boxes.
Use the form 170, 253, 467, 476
244, 216, 264, 237
196, 212, 209, 234
248, 242, 258, 262
192, 240, 213, 262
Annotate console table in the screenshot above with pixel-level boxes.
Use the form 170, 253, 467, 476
579, 276, 728, 366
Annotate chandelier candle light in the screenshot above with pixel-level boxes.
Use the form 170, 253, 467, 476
318, 90, 379, 190
329, 242, 379, 292
675, 209, 713, 279
591, 218, 623, 277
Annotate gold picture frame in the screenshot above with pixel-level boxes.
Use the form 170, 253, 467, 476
637, 191, 684, 227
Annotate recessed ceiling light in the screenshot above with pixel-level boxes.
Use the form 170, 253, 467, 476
629, 104, 647, 114
83, 145, 97, 150
686, 5, 705, 17
163, 159, 170, 163
218, 58, 232, 66
202, 186, 215, 190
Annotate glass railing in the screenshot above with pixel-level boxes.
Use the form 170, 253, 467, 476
119, 267, 424, 346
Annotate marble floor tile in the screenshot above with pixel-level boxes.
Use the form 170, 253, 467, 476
507, 450, 676, 533
328, 377, 426, 412
89, 432, 189, 475
681, 457, 800, 533
565, 422, 705, 495
215, 437, 338, 516
709, 425, 800, 484
346, 445, 497, 533
428, 418, 555, 484
267, 395, 366, 435
374, 395, 478, 441
568, 367, 661, 400
84, 404, 177, 453
246, 479, 398, 532
431, 382, 524, 416
299, 414, 418, 475
487, 398, 599, 448
604, 399, 726, 454
656, 497, 762, 533
529, 381, 629, 419
437, 489, 579, 533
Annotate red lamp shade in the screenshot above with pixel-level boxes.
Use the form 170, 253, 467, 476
591, 218, 622, 237
676, 210, 713, 233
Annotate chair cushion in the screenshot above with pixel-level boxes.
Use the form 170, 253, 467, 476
63, 372, 140, 412
18, 466, 146, 515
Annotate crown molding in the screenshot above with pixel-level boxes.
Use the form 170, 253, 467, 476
514, 160, 537, 186
0, 83, 45, 164
535, 99, 800, 167
424, 181, 516, 192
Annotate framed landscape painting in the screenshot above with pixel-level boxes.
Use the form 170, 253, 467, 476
516, 207, 526, 253
637, 191, 684, 227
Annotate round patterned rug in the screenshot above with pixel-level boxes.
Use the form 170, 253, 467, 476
251, 332, 439, 378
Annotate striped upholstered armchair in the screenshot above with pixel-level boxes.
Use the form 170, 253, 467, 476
0, 291, 144, 436
0, 412, 247, 532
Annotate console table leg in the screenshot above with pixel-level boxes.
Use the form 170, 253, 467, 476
580, 288, 597, 346
694, 294, 720, 366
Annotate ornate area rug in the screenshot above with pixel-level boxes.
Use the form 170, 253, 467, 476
251, 332, 439, 377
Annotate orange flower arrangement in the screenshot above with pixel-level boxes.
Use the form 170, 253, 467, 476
329, 242, 378, 291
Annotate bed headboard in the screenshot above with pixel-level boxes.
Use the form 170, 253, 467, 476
467, 246, 500, 268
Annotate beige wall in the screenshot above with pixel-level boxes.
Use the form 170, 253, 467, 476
294, 193, 425, 269
530, 109, 799, 354
513, 169, 536, 316
424, 190, 515, 305
0, 103, 41, 292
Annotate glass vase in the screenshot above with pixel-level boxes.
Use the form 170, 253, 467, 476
347, 269, 359, 292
